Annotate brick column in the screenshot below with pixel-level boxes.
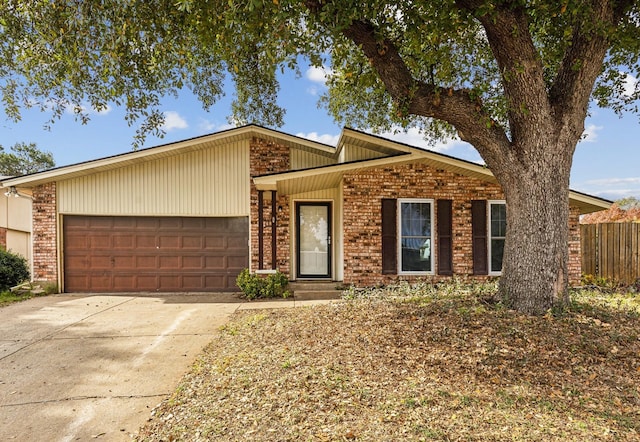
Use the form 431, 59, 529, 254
249, 137, 290, 274
32, 182, 58, 284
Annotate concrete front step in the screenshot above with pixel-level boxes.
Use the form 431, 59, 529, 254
289, 282, 344, 300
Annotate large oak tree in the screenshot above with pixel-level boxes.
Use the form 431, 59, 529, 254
1, 1, 638, 314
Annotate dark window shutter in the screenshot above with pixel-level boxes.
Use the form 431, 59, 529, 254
471, 200, 488, 275
437, 199, 453, 275
381, 199, 397, 274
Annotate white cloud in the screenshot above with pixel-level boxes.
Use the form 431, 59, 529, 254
60, 101, 112, 116
586, 177, 640, 186
580, 124, 603, 143
305, 66, 332, 86
296, 131, 340, 146
197, 119, 238, 134
197, 118, 217, 132
622, 72, 637, 97
162, 111, 188, 131
578, 176, 640, 201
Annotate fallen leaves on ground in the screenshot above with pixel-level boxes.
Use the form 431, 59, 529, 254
136, 285, 640, 441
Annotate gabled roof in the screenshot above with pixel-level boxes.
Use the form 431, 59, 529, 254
0, 124, 336, 188
1, 124, 611, 214
254, 127, 610, 214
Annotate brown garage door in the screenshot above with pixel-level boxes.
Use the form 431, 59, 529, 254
63, 216, 248, 292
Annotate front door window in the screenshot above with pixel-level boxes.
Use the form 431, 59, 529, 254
297, 203, 331, 278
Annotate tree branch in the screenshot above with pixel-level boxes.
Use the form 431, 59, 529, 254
456, 0, 551, 147
340, 19, 511, 168
549, 0, 631, 142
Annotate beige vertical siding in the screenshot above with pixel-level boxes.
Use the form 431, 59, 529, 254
290, 148, 335, 170
6, 230, 30, 263
342, 144, 388, 162
58, 141, 250, 216
1, 195, 32, 232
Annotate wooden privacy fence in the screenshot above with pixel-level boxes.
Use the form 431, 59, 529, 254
581, 223, 640, 284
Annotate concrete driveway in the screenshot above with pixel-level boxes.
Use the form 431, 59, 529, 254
0, 293, 318, 441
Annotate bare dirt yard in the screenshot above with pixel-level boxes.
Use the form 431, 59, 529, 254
136, 282, 639, 441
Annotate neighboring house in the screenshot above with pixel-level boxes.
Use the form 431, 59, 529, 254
0, 125, 610, 293
1, 178, 32, 273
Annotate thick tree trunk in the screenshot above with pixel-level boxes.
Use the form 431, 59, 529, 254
495, 139, 574, 315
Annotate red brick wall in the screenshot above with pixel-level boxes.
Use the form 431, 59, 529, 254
249, 137, 290, 274
0, 227, 6, 249
342, 162, 583, 287
32, 182, 58, 283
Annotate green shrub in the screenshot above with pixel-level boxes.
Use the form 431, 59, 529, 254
236, 269, 290, 300
0, 249, 30, 290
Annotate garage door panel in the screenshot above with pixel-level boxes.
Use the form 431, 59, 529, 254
227, 235, 249, 249
65, 256, 88, 269
158, 218, 182, 229
182, 218, 205, 229
183, 256, 203, 269
159, 256, 180, 269
136, 256, 158, 268
65, 235, 89, 250
90, 235, 111, 248
134, 275, 158, 291
113, 256, 135, 269
89, 276, 112, 291
113, 235, 135, 249
88, 217, 115, 229
226, 217, 249, 232
90, 256, 112, 269
159, 236, 180, 249
182, 236, 204, 249
136, 235, 157, 248
205, 256, 225, 269
205, 275, 227, 288
158, 275, 181, 291
205, 236, 225, 249
228, 255, 250, 269
63, 216, 248, 292
134, 218, 159, 229
113, 275, 135, 291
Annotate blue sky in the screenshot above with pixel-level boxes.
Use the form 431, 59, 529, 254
1, 65, 639, 202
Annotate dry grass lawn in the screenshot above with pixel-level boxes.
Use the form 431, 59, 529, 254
136, 282, 640, 441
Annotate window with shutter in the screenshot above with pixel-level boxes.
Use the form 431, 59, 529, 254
437, 199, 453, 275
471, 200, 488, 275
489, 200, 507, 275
398, 199, 434, 274
381, 199, 397, 274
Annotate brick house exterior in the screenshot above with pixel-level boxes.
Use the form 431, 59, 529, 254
2, 125, 608, 292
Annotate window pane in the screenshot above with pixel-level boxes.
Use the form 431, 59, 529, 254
400, 202, 431, 272
490, 204, 507, 237
401, 202, 431, 237
491, 239, 505, 273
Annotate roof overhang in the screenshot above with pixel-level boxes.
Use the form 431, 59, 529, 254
568, 191, 612, 215
254, 153, 413, 194
0, 125, 336, 189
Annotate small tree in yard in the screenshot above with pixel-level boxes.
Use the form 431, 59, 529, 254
0, 142, 55, 176
1, 1, 639, 314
